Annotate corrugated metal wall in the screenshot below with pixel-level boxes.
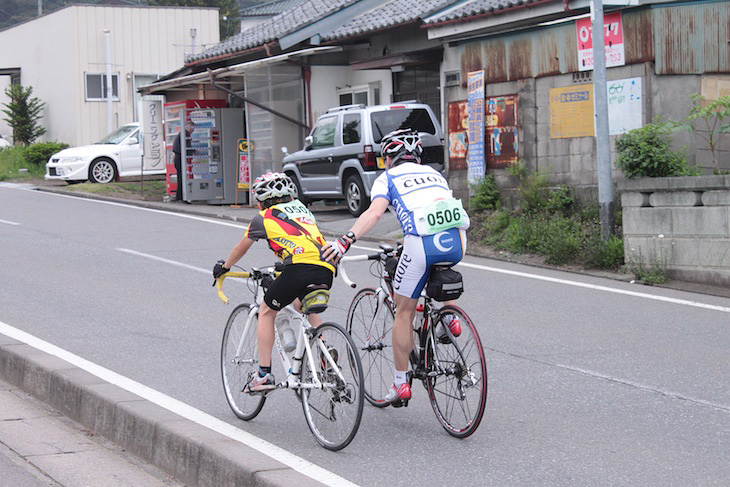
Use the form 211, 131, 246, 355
654, 1, 730, 74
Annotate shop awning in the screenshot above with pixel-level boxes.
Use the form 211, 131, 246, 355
139, 46, 341, 95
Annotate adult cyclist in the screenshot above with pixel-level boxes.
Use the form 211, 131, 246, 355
213, 172, 335, 391
323, 129, 469, 405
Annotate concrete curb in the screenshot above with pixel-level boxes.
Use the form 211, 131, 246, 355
0, 333, 325, 487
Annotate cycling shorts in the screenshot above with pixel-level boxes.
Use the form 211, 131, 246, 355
391, 227, 467, 299
264, 264, 334, 311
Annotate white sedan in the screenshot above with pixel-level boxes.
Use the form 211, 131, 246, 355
45, 123, 164, 184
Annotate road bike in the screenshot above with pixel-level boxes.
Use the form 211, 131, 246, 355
215, 266, 364, 451
340, 244, 487, 438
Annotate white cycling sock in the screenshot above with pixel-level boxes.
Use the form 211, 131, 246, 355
394, 370, 407, 387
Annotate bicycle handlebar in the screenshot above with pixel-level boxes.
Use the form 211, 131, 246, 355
215, 271, 251, 304
339, 253, 381, 289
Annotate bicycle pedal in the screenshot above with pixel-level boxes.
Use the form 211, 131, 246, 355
391, 399, 409, 408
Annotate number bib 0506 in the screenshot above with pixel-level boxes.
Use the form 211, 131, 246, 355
413, 198, 466, 235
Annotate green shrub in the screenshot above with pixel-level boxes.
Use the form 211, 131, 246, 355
24, 141, 68, 167
0, 145, 44, 179
507, 161, 550, 213
626, 247, 668, 285
469, 174, 501, 211
537, 217, 580, 265
546, 185, 575, 216
581, 232, 625, 269
615, 121, 697, 178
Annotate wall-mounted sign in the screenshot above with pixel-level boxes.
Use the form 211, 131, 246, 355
467, 70, 485, 184
447, 100, 469, 170
486, 95, 518, 168
608, 77, 642, 135
140, 99, 164, 171
576, 11, 625, 72
550, 85, 595, 139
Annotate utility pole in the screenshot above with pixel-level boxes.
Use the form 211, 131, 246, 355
104, 29, 114, 134
37, 0, 42, 16
592, 0, 615, 239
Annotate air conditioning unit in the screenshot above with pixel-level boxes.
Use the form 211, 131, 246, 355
444, 71, 461, 87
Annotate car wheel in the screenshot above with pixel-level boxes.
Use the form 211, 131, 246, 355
287, 172, 311, 205
89, 158, 117, 184
345, 174, 368, 217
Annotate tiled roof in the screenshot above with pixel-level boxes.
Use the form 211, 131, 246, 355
324, 0, 456, 40
239, 0, 306, 17
424, 0, 543, 24
188, 0, 355, 63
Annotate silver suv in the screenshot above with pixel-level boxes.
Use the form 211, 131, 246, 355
282, 101, 444, 216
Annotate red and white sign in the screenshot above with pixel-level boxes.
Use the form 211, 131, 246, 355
576, 12, 625, 72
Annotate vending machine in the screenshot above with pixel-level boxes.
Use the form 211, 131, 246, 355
182, 108, 245, 205
163, 99, 226, 198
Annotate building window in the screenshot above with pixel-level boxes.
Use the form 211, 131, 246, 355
85, 73, 119, 101
337, 82, 380, 107
392, 63, 441, 120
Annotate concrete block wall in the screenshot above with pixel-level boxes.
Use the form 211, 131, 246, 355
619, 175, 730, 287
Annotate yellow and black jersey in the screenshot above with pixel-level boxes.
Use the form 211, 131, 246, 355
245, 200, 335, 272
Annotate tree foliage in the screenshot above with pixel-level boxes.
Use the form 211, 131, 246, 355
614, 120, 696, 179
2, 85, 47, 146
675, 93, 730, 174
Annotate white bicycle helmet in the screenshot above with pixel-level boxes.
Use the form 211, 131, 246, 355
380, 128, 423, 165
252, 172, 296, 203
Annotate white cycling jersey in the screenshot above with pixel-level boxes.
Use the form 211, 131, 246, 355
370, 162, 469, 236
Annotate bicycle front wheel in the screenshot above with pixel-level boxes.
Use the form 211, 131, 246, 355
301, 322, 364, 451
425, 305, 487, 438
346, 287, 395, 407
221, 304, 266, 421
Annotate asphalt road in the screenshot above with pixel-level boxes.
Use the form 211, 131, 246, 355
1, 183, 729, 486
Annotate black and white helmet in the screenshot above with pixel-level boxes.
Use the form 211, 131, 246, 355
251, 172, 296, 203
380, 129, 423, 166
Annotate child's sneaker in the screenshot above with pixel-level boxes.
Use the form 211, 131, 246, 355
244, 373, 275, 393
384, 383, 412, 406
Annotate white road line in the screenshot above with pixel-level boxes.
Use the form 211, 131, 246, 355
0, 320, 357, 487
117, 248, 210, 274
0, 218, 20, 226
351, 244, 730, 314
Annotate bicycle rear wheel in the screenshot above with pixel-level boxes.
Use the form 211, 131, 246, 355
301, 322, 364, 451
221, 304, 266, 420
425, 305, 487, 438
346, 287, 395, 407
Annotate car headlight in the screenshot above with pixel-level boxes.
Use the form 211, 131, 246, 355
59, 156, 84, 163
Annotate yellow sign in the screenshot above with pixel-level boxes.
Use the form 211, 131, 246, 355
550, 85, 595, 138
238, 140, 253, 152
377, 157, 385, 169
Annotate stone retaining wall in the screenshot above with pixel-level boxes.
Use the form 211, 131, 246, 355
619, 176, 730, 287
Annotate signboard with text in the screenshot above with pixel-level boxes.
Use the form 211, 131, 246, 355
467, 70, 485, 184
140, 99, 164, 171
608, 77, 642, 135
237, 138, 251, 190
550, 85, 595, 139
576, 11, 625, 72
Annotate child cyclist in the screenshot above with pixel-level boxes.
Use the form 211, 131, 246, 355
212, 172, 335, 392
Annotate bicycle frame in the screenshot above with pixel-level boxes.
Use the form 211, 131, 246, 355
217, 270, 345, 393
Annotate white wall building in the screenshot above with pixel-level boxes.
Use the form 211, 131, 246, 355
0, 4, 219, 146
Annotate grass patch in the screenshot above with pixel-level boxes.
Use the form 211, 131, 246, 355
626, 247, 669, 285
0, 146, 46, 180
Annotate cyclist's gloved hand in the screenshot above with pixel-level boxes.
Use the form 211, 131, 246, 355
323, 233, 355, 264
213, 259, 230, 279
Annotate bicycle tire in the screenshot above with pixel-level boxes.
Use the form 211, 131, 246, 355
346, 287, 395, 407
301, 322, 364, 451
221, 304, 266, 421
425, 305, 487, 439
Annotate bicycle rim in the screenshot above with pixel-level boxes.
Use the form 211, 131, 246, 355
221, 304, 266, 420
426, 305, 487, 438
301, 322, 364, 450
346, 288, 395, 407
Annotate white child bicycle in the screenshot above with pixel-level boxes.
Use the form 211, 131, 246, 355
216, 265, 364, 451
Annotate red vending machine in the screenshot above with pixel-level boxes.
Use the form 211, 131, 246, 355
164, 99, 226, 198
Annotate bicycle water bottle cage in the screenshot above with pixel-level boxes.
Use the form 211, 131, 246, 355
301, 284, 330, 314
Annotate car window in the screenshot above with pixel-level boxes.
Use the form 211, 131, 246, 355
310, 116, 337, 149
96, 125, 138, 145
370, 109, 436, 143
342, 114, 361, 145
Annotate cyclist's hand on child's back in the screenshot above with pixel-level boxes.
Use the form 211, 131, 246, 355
213, 259, 230, 279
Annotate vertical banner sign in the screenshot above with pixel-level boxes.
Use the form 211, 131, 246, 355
140, 99, 163, 171
576, 11, 625, 72
467, 70, 485, 184
608, 77, 642, 135
550, 85, 596, 138
447, 100, 469, 170
237, 139, 251, 189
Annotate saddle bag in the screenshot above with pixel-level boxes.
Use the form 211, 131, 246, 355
426, 266, 463, 302
300, 284, 330, 314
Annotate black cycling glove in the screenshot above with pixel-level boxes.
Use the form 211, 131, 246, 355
213, 259, 230, 279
